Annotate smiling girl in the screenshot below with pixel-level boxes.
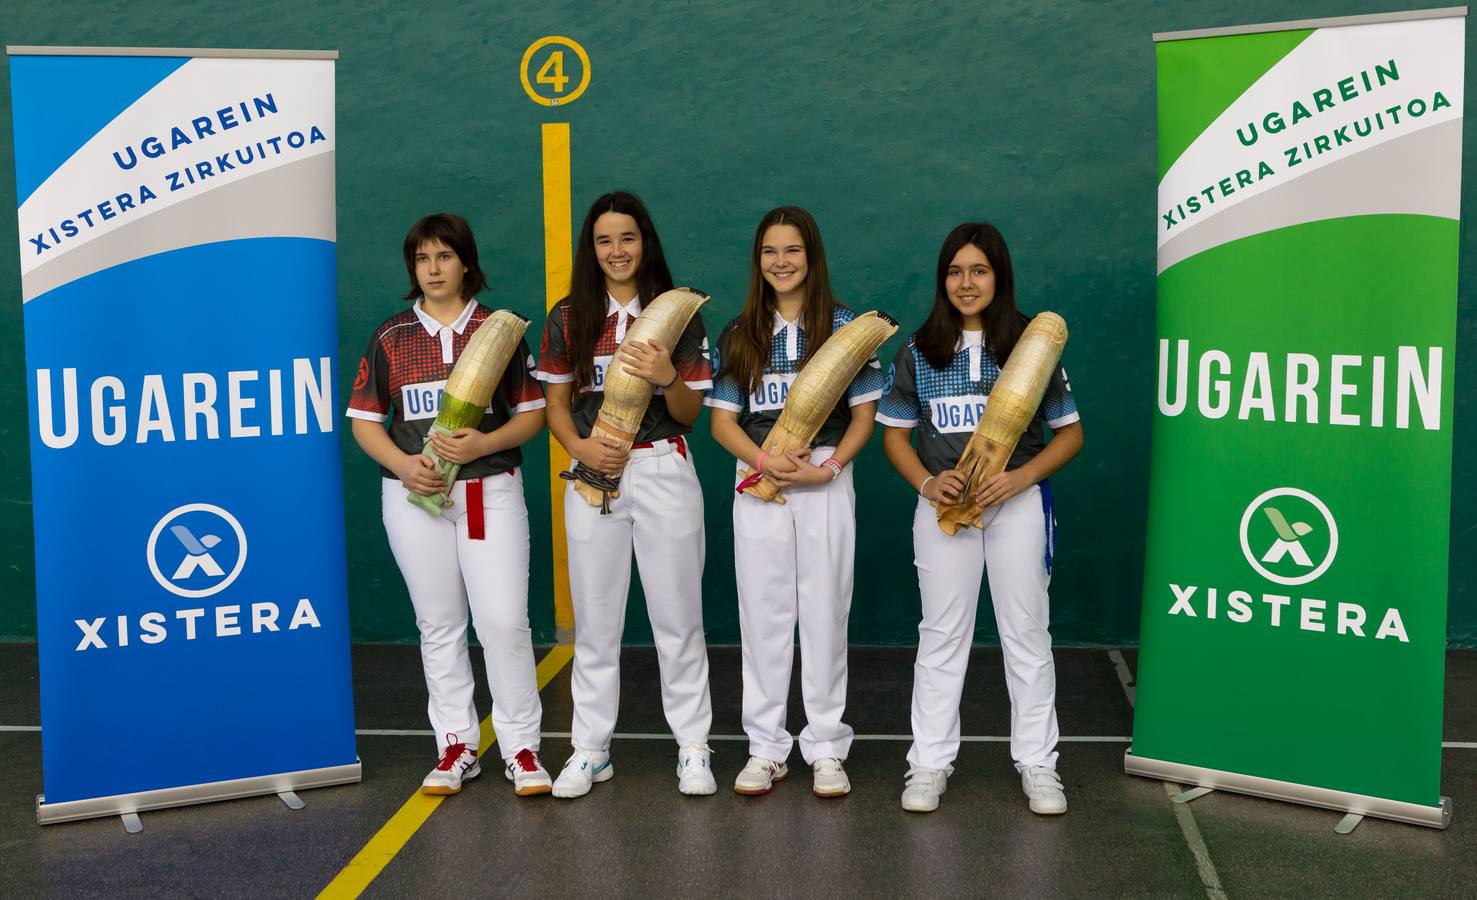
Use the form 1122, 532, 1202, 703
707, 206, 886, 798
347, 213, 551, 797
877, 222, 1083, 815
536, 191, 716, 798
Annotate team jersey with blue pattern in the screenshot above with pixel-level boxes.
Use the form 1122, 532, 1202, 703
705, 304, 888, 447
876, 331, 1078, 475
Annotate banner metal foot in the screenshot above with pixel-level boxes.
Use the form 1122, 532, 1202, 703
1126, 751, 1451, 829
1335, 812, 1364, 834
1172, 786, 1215, 804
37, 760, 361, 826
277, 791, 305, 810
120, 812, 143, 834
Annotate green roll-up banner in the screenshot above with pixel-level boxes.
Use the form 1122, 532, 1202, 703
1128, 7, 1465, 828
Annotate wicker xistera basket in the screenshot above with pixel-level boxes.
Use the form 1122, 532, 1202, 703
408, 309, 531, 516
738, 310, 898, 503
935, 311, 1068, 534
570, 287, 710, 510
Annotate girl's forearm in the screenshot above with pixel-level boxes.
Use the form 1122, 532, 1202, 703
829, 401, 877, 467
882, 426, 931, 491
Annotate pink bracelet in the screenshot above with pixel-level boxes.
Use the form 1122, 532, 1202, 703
756, 451, 769, 473
822, 458, 843, 479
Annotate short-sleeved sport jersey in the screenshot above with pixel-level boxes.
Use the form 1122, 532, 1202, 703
876, 330, 1078, 475
705, 305, 887, 448
346, 300, 545, 480
535, 293, 713, 442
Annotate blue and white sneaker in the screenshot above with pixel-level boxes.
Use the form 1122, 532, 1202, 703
552, 749, 613, 799
677, 744, 716, 796
421, 740, 480, 795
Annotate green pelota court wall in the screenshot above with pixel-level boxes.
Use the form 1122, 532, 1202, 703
0, 0, 1471, 646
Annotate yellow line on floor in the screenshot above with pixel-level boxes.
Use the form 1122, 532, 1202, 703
317, 645, 574, 899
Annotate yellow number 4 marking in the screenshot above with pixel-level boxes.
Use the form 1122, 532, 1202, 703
537, 51, 570, 93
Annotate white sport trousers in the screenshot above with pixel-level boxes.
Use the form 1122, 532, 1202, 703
382, 472, 542, 758
908, 485, 1059, 773
733, 447, 856, 765
565, 438, 713, 750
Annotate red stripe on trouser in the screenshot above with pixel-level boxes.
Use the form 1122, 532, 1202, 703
466, 478, 484, 540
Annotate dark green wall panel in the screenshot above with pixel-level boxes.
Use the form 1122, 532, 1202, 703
0, 1, 1471, 647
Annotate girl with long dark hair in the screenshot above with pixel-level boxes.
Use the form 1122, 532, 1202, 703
877, 222, 1083, 814
536, 191, 716, 798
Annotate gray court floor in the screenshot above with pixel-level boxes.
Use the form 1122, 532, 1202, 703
1, 642, 1475, 898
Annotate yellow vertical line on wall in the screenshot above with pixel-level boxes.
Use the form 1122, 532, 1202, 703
541, 121, 575, 643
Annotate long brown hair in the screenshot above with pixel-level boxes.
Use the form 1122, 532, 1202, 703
565, 192, 674, 392
914, 222, 1026, 371
722, 206, 846, 396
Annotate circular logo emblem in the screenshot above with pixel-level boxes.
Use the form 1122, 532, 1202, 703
520, 36, 592, 107
1238, 488, 1338, 586
146, 504, 248, 598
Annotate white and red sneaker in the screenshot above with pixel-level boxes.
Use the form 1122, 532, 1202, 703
421, 739, 480, 795
505, 748, 553, 796
733, 756, 788, 796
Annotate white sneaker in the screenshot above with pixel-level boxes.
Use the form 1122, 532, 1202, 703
677, 744, 717, 796
552, 749, 613, 799
420, 741, 479, 795
1021, 766, 1067, 814
503, 748, 552, 796
811, 757, 851, 798
734, 756, 788, 795
901, 767, 947, 812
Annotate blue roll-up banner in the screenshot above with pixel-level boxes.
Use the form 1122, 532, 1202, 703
6, 47, 359, 824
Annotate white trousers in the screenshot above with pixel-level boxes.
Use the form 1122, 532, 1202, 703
733, 447, 855, 764
565, 439, 712, 750
908, 487, 1059, 773
381, 472, 542, 757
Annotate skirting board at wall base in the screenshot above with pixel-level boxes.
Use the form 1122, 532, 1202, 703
1124, 750, 1450, 829
36, 760, 362, 825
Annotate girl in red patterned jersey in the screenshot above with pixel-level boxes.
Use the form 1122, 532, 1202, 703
347, 212, 552, 797
537, 191, 716, 798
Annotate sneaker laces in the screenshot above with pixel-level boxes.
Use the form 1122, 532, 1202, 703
679, 744, 712, 768
742, 756, 778, 775
814, 757, 845, 777
435, 736, 472, 772
905, 766, 943, 789
564, 749, 603, 772
512, 748, 541, 773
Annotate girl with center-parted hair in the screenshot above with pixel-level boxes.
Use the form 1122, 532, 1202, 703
347, 212, 553, 798
536, 191, 717, 798
707, 205, 886, 799
877, 222, 1083, 815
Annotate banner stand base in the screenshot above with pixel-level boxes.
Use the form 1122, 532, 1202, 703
1125, 750, 1450, 829
36, 759, 362, 826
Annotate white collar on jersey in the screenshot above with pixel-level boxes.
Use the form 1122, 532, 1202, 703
956, 329, 985, 382
412, 298, 476, 337
772, 310, 804, 361
607, 293, 642, 343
